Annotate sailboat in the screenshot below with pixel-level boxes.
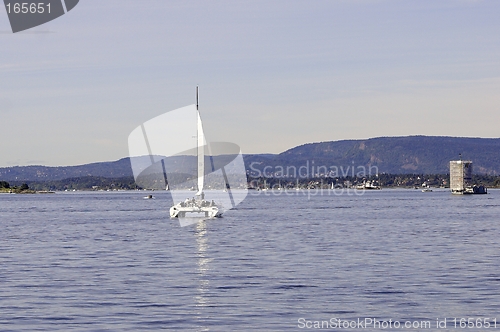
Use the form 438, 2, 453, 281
169, 87, 222, 219
128, 86, 249, 225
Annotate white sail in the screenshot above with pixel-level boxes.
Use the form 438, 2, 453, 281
196, 109, 205, 195
196, 86, 205, 195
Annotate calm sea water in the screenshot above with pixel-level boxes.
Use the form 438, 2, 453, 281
1, 189, 499, 331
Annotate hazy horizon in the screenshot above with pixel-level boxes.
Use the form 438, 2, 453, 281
2, 1, 500, 167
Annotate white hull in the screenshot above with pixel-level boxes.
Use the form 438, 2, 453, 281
170, 200, 221, 218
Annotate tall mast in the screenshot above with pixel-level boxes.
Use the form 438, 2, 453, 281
196, 86, 204, 196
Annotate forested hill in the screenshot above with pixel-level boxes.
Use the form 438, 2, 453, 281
1, 136, 499, 182
0, 158, 133, 182
262, 136, 500, 175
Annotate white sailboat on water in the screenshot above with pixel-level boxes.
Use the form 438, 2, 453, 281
128, 86, 249, 226
169, 87, 222, 219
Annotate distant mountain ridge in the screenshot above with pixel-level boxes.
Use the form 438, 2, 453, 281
0, 159, 134, 182
267, 136, 500, 175
1, 136, 499, 182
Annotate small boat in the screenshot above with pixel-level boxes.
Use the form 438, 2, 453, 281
421, 184, 433, 192
356, 180, 381, 190
144, 194, 155, 199
463, 185, 488, 195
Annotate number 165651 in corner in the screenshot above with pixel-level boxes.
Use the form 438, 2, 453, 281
6, 3, 51, 14
452, 318, 497, 329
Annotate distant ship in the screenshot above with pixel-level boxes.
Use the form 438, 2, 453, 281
356, 180, 381, 190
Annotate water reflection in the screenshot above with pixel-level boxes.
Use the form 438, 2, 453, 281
179, 217, 207, 227
194, 221, 212, 331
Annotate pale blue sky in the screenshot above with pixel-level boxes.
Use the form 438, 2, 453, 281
1, 0, 499, 166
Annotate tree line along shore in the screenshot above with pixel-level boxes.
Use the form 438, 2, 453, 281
0, 181, 35, 193
1, 174, 499, 192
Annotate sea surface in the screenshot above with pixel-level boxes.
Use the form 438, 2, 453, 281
0, 189, 499, 331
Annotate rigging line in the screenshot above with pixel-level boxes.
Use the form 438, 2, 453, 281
141, 124, 155, 165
